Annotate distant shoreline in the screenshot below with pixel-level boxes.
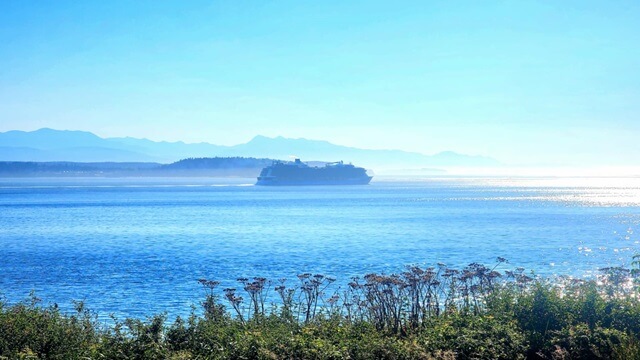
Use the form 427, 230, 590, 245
0, 157, 273, 178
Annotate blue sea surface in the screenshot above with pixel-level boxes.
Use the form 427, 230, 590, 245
1, 177, 639, 319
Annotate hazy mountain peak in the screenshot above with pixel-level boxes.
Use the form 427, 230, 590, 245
248, 135, 272, 142
434, 151, 459, 156
247, 134, 335, 146
0, 128, 103, 150
10, 128, 96, 136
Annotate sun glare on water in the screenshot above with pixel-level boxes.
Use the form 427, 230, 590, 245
476, 177, 640, 207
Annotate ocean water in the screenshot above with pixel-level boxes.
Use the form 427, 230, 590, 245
1, 176, 639, 319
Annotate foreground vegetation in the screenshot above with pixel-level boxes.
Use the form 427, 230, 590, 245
2, 257, 640, 359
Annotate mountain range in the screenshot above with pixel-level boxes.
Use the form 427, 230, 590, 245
0, 128, 499, 169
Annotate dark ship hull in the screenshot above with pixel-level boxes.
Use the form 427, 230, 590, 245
256, 159, 372, 186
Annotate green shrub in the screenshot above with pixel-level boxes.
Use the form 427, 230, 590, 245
0, 296, 99, 359
417, 313, 526, 360
544, 324, 628, 360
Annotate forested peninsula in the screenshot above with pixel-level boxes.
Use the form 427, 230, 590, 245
0, 157, 274, 177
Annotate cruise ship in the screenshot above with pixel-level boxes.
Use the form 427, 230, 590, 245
256, 159, 373, 186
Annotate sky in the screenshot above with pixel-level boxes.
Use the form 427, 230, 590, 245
1, 0, 639, 166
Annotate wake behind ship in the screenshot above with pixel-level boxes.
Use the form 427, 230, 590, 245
256, 159, 373, 185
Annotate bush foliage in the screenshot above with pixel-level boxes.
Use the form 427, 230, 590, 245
2, 260, 640, 359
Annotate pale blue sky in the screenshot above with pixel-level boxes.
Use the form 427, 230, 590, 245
1, 1, 639, 165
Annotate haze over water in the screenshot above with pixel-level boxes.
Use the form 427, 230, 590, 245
1, 177, 639, 319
